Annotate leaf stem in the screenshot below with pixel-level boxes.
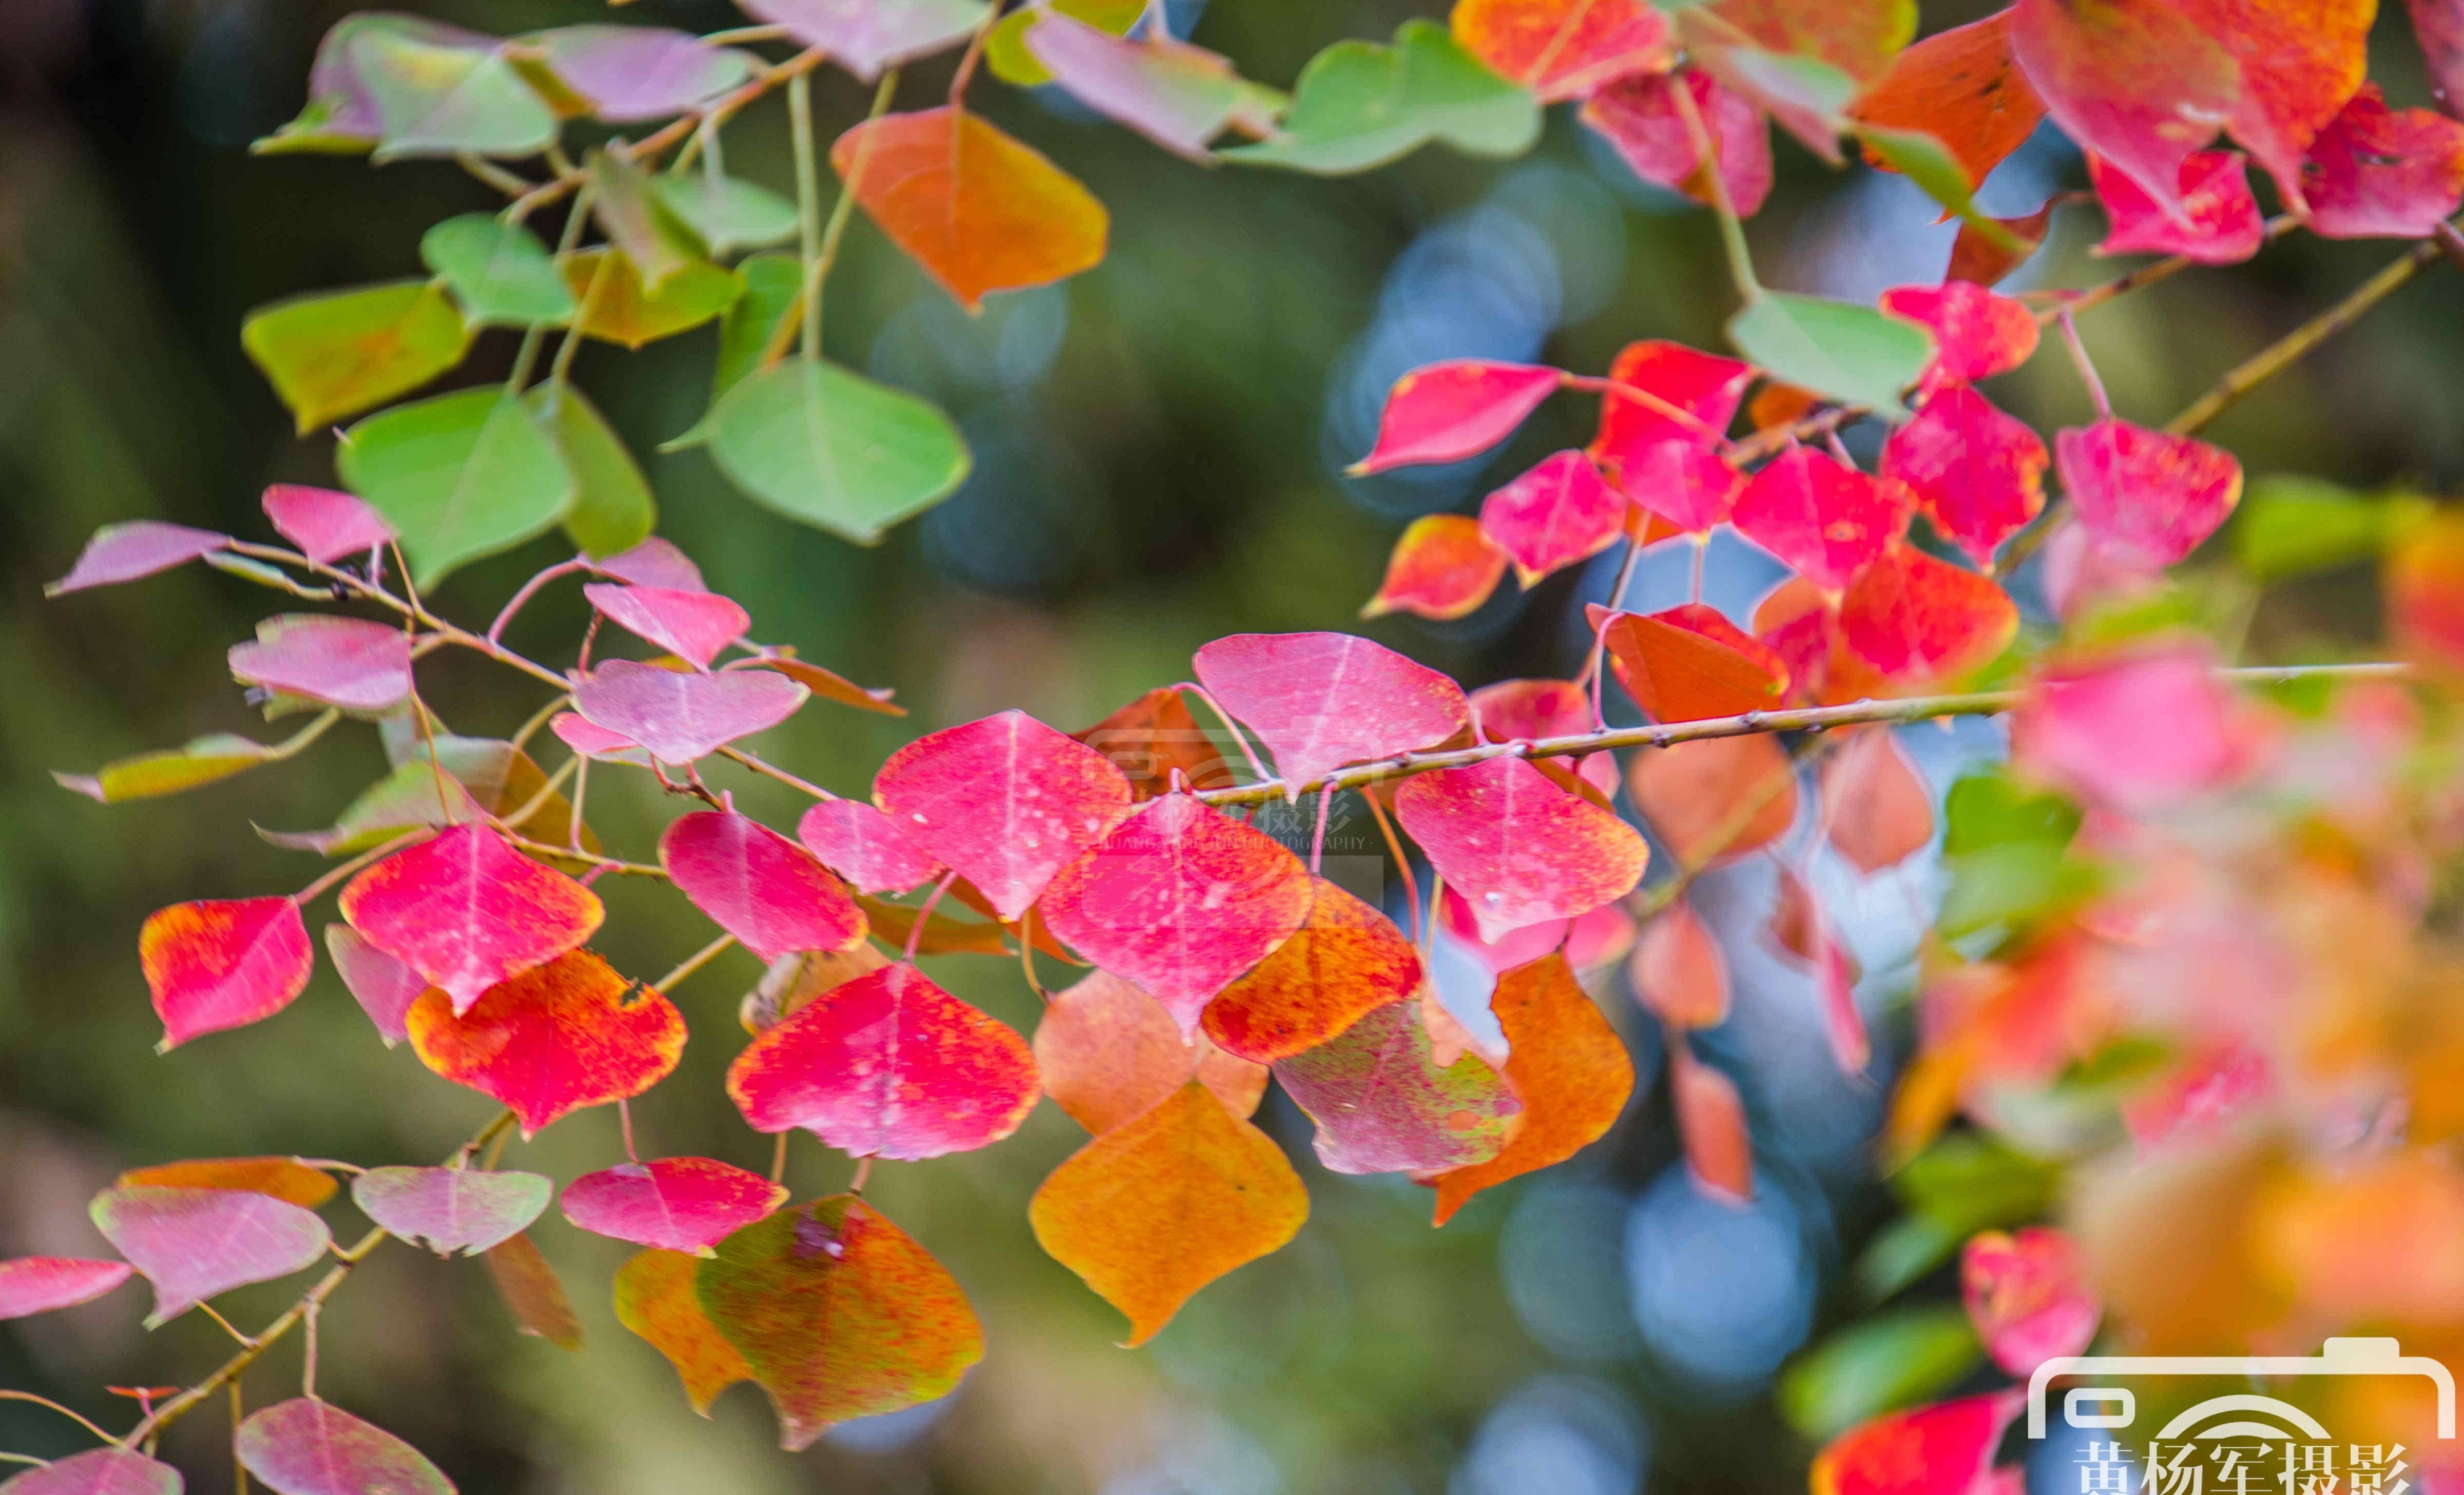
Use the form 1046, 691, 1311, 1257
788, 70, 824, 362
1666, 68, 1759, 302
0, 1391, 122, 1448
657, 933, 738, 991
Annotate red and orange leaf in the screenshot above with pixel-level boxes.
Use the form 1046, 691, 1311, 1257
1348, 360, 1563, 474
660, 809, 865, 964
615, 1248, 753, 1415
1627, 733, 1800, 866
1732, 447, 1913, 590
140, 896, 313, 1048
116, 1157, 337, 1209
583, 583, 749, 669
832, 106, 1107, 312
1194, 632, 1470, 789
89, 1185, 330, 1327
1631, 901, 1731, 1029
1875, 280, 2039, 385
2174, 0, 2372, 209
1072, 686, 1234, 799
1202, 878, 1421, 1062
326, 923, 423, 1046
1668, 1039, 1753, 1200
227, 615, 413, 714
2055, 417, 2243, 568
1621, 439, 1745, 534
2390, 512, 2464, 675
796, 798, 944, 894
1394, 756, 1650, 941
742, 652, 906, 716
1962, 1225, 2100, 1375
484, 1232, 583, 1349
0, 1258, 134, 1320
1036, 969, 1266, 1133
1837, 544, 2019, 688
572, 658, 809, 763
47, 520, 228, 596
2006, 0, 2235, 216
697, 1195, 983, 1450
1810, 1391, 2024, 1495
2090, 149, 2263, 263
726, 961, 1038, 1159
262, 483, 394, 563
1038, 793, 1312, 1028
1584, 68, 1776, 218
1430, 954, 1634, 1224
1363, 515, 1510, 621
1820, 727, 1935, 872
1592, 602, 1791, 723
1588, 339, 1756, 476
2302, 83, 2464, 238
1272, 999, 1524, 1174
1479, 450, 1628, 586
2011, 639, 2259, 815
406, 949, 686, 1137
350, 1165, 551, 1257
1948, 202, 2054, 285
873, 708, 1132, 922
1879, 385, 2047, 566
1451, 0, 1674, 100
1851, 13, 2046, 189
235, 1398, 453, 1495
563, 1158, 789, 1255
1471, 677, 1593, 742
341, 825, 604, 1014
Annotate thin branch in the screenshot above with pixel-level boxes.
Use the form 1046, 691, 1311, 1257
657, 933, 738, 991
0, 1391, 121, 1447
2165, 238, 2440, 437
788, 70, 825, 362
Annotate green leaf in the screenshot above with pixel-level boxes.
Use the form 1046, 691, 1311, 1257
55, 714, 336, 803
1941, 767, 2080, 857
1857, 125, 2019, 253
2235, 474, 2429, 582
652, 174, 800, 256
986, 0, 1145, 86
1894, 1132, 2062, 1225
665, 253, 802, 452
1779, 1308, 1982, 1440
590, 148, 700, 293
337, 387, 574, 586
240, 281, 472, 434
420, 215, 575, 328
1221, 20, 1539, 175
1726, 291, 1934, 418
1852, 1212, 1966, 1302
562, 249, 743, 349
708, 360, 970, 544
353, 22, 559, 161
527, 385, 656, 559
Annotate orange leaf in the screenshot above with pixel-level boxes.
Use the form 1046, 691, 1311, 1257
1029, 1081, 1307, 1345
140, 896, 313, 1049
832, 106, 1108, 311
2006, 0, 2236, 217
1450, 0, 1674, 100
1837, 544, 2018, 689
1626, 733, 1799, 866
1820, 727, 1935, 872
116, 1158, 338, 1210
1591, 602, 1791, 723
1035, 969, 1265, 1133
1851, 12, 2045, 190
484, 1232, 583, 1350
2174, 0, 2373, 208
1668, 1038, 1752, 1200
1202, 878, 1422, 1063
406, 949, 686, 1137
1709, 0, 1913, 85
1629, 901, 1730, 1029
1363, 513, 1510, 621
1073, 687, 1235, 799
1430, 954, 1634, 1224
2389, 511, 2464, 676
1811, 1392, 2023, 1495
614, 1248, 752, 1415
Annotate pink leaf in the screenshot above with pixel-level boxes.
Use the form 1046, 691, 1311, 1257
1587, 339, 1756, 478
141, 896, 314, 1048
1393, 757, 1650, 941
1669, 1041, 1753, 1200
1961, 1225, 2100, 1375
1879, 386, 2047, 566
872, 709, 1132, 921
227, 615, 413, 713
235, 1398, 453, 1495
1875, 281, 2040, 385
1194, 632, 1470, 790
261, 484, 395, 563
560, 1157, 787, 1254
531, 26, 752, 122
89, 1185, 331, 1327
324, 923, 425, 1046
1477, 450, 1628, 586
1024, 13, 1246, 159
1731, 447, 1913, 590
350, 1166, 551, 1256
735, 0, 985, 80
582, 583, 749, 669
0, 1449, 183, 1495
2090, 150, 2263, 263
588, 536, 706, 591
2011, 639, 2261, 816
0, 1257, 134, 1320
2302, 82, 2464, 238
338, 824, 604, 1014
1619, 439, 1744, 534
47, 521, 228, 596
659, 809, 865, 963
571, 658, 808, 764
2006, 0, 2233, 218
1347, 360, 1563, 474
796, 798, 944, 894
1821, 729, 1935, 872
1630, 901, 1730, 1028
2054, 418, 2242, 568
550, 711, 653, 765
1582, 70, 1774, 218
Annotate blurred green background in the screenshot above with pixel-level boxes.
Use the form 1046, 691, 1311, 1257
0, 1, 2451, 1490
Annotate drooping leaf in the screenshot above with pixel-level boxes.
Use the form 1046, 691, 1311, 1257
1451, 0, 1673, 100
47, 521, 228, 597
1431, 954, 1634, 1224
2005, 0, 2235, 215
1363, 513, 1511, 620
1809, 1391, 2023, 1495
1222, 20, 1542, 175
2055, 418, 2243, 568
707, 360, 970, 544
1394, 757, 1649, 941
589, 147, 701, 294
405, 948, 685, 1136
697, 1195, 983, 1450
419, 214, 574, 328
615, 1248, 754, 1413
1728, 293, 1935, 418
1837, 543, 2019, 687
140, 896, 313, 1048
651, 173, 800, 256
227, 615, 413, 714
872, 709, 1132, 922
1035, 969, 1265, 1133
55, 730, 302, 804
1072, 687, 1233, 800
235, 1398, 454, 1495
560, 249, 742, 348
1669, 1039, 1754, 1199
1202, 879, 1420, 1063
1194, 632, 1470, 790
0, 1449, 183, 1495
484, 1231, 583, 1348
1631, 900, 1731, 1029
525, 26, 754, 122
1874, 281, 2038, 386
262, 484, 396, 564
562, 1158, 788, 1255
340, 825, 602, 1014
239, 281, 471, 434
326, 924, 423, 1046
1878, 385, 2046, 566
1351, 360, 1562, 475
1593, 603, 1791, 723
116, 1157, 337, 1209
1478, 450, 1627, 586
89, 1185, 330, 1327
1849, 13, 2045, 190
2089, 149, 2264, 262
2301, 82, 2464, 237
0, 1257, 135, 1320
1589, 340, 1756, 476
744, 653, 906, 716
1731, 444, 1914, 589
660, 809, 867, 964
1961, 1226, 2099, 1376
1273, 999, 1522, 1173
336, 387, 575, 587
1030, 1081, 1307, 1344
351, 1166, 551, 1256
796, 799, 944, 894
1627, 734, 1800, 866
725, 962, 1038, 1160
1821, 728, 1935, 872
527, 386, 656, 560
1949, 203, 2054, 286
738, 0, 991, 81
1025, 12, 1249, 160
1582, 70, 1776, 217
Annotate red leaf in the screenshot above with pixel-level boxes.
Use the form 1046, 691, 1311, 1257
1811, 1392, 2024, 1495
1820, 728, 1935, 872
1592, 602, 1791, 723
227, 615, 414, 713
1202, 879, 1421, 1062
2174, 0, 2373, 209
1194, 632, 1470, 789
324, 922, 424, 1046
1587, 339, 1756, 477
235, 1398, 453, 1495
1627, 734, 1799, 865
2054, 418, 2243, 568
1471, 677, 1593, 742
2412, 0, 2464, 119
2090, 149, 2263, 263
796, 798, 944, 894
1072, 686, 1235, 799
1272, 1000, 1523, 1174
1036, 968, 1267, 1130
1430, 953, 1635, 1224
2007, 0, 2235, 216
2301, 83, 2464, 238
1875, 281, 2039, 385
89, 1185, 330, 1327
141, 896, 313, 1048
872, 708, 1132, 921
1037, 793, 1312, 1029
562, 1157, 788, 1254
571, 658, 809, 764
1962, 1226, 2100, 1375
1364, 514, 1510, 620
1620, 439, 1744, 534
1630, 901, 1730, 1028
340, 824, 604, 1014
0, 1257, 134, 1319
1582, 70, 1775, 218
405, 949, 686, 1136
350, 1165, 551, 1256
1731, 446, 1913, 590
262, 484, 395, 563
2011, 639, 2260, 815
1452, 0, 1673, 100
1479, 450, 1627, 586
661, 809, 866, 963
1850, 13, 2047, 191
1837, 545, 2019, 688
0, 1449, 183, 1495
1878, 385, 2047, 566
1668, 1039, 1753, 1200
590, 536, 706, 591
583, 583, 749, 669
726, 961, 1038, 1160
1347, 360, 1563, 474
1394, 756, 1650, 941
47, 520, 228, 596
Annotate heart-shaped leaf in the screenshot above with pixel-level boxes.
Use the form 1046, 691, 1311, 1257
526, 26, 754, 122
89, 1185, 331, 1327
0, 1449, 182, 1495
1363, 514, 1509, 620
2054, 418, 2242, 569
1632, 900, 1731, 1029
872, 709, 1132, 921
1024, 13, 1249, 160
262, 484, 396, 564
235, 1397, 453, 1495
1201, 879, 1420, 1063
1393, 757, 1649, 942
1732, 445, 1914, 590
708, 360, 971, 544
615, 1248, 753, 1413
581, 584, 747, 671
1349, 359, 1562, 474
562, 1158, 788, 1255
340, 825, 602, 1014
141, 896, 313, 1048
241, 281, 472, 433
1222, 21, 1540, 175
351, 1166, 551, 1256
228, 615, 413, 714
418, 214, 574, 328
796, 799, 945, 895
1272, 1000, 1522, 1174
1728, 293, 1934, 419
1878, 386, 2047, 566
1592, 603, 1792, 724
1628, 733, 1800, 867
337, 387, 574, 587
660, 809, 867, 964
1451, 0, 1672, 100
1479, 450, 1627, 586
1194, 631, 1469, 790
1034, 969, 1266, 1134
737, 0, 990, 81
405, 949, 686, 1136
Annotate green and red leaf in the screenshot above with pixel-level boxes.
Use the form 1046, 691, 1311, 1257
1273, 999, 1524, 1174
351, 1166, 551, 1257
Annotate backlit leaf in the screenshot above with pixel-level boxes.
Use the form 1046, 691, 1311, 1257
1431, 954, 1634, 1224
1072, 687, 1234, 800
0, 1257, 134, 1320
2301, 83, 2464, 237
228, 615, 412, 714
1203, 879, 1421, 1063
615, 1248, 752, 1413
797, 799, 944, 894
563, 1158, 788, 1255
1589, 340, 1755, 476
1348, 359, 1563, 474
2176, 0, 2373, 208
1809, 1391, 2023, 1495
660, 809, 867, 964
560, 248, 742, 348
1194, 632, 1470, 789
872, 709, 1132, 921
2055, 418, 2242, 568
1273, 999, 1523, 1174
116, 1157, 337, 1208
288, 14, 557, 163
1025, 12, 1248, 160
1734, 445, 1914, 590
1036, 969, 1266, 1133
1850, 13, 2045, 190
1479, 450, 1627, 586
1395, 757, 1648, 941
739, 0, 991, 81
1222, 20, 1542, 175
1878, 385, 2046, 565
725, 962, 1038, 1160
526, 26, 754, 122
47, 521, 228, 596
1961, 1226, 2098, 1375
235, 1398, 453, 1495
1631, 901, 1731, 1029
89, 1185, 330, 1327
2090, 149, 2263, 262
1821, 728, 1934, 872
0, 1451, 178, 1495
484, 1232, 583, 1348
419, 214, 574, 328
1030, 1081, 1307, 1344
240, 281, 471, 434
571, 658, 807, 765
708, 360, 970, 544
405, 948, 685, 1136
1582, 70, 1776, 217
1364, 513, 1511, 620
528, 386, 656, 560
1837, 544, 2019, 687
341, 825, 602, 1014
262, 484, 396, 564
351, 1166, 551, 1256
2006, 0, 2235, 213
1874, 281, 2038, 386
1622, 440, 1746, 534
141, 896, 313, 1048
1451, 0, 1672, 100
1728, 293, 1934, 418
326, 924, 422, 1045
698, 1195, 983, 1449
1593, 603, 1791, 723
1627, 734, 1800, 866
584, 581, 751, 670
337, 387, 575, 587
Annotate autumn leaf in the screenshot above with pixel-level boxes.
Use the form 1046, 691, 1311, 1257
571, 658, 810, 764
1202, 879, 1422, 1063
2010, 639, 2259, 815
46, 520, 228, 596
484, 1231, 584, 1349
740, 0, 989, 81
116, 1157, 337, 1209
563, 1158, 788, 1255
90, 1185, 331, 1327
1731, 445, 1913, 589
1584, 69, 1776, 217
261, 483, 395, 563
236, 1399, 455, 1495
327, 924, 421, 1046
0, 1258, 134, 1320
140, 896, 314, 1048
351, 1166, 551, 1256
1194, 631, 1470, 790
1631, 901, 1731, 1029
1273, 999, 1524, 1173
227, 615, 414, 714
340, 823, 604, 1014
2090, 150, 2263, 262
2054, 418, 2242, 568
240, 280, 471, 433
1348, 360, 1563, 474
1820, 728, 1935, 872
1592, 602, 1792, 723
873, 709, 1132, 921
406, 949, 686, 1137
1668, 1039, 1754, 1200
2006, 0, 2236, 217
1036, 969, 1266, 1133
583, 583, 749, 669
796, 798, 945, 894
616, 1248, 753, 1414
1850, 13, 2045, 190
1810, 1391, 2023, 1495
1837, 544, 2019, 688
1587, 340, 1755, 477
1874, 280, 2039, 386
1878, 385, 2047, 566
0, 1450, 182, 1495
1620, 439, 1746, 535
1430, 954, 1634, 1224
2174, 0, 2372, 209
1627, 734, 1799, 866
1451, 0, 1672, 100
1072, 686, 1236, 799
1395, 757, 1649, 941
1023, 12, 1252, 160
2301, 83, 2464, 237
1962, 1226, 2099, 1375
1479, 451, 1628, 586
660, 809, 867, 964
